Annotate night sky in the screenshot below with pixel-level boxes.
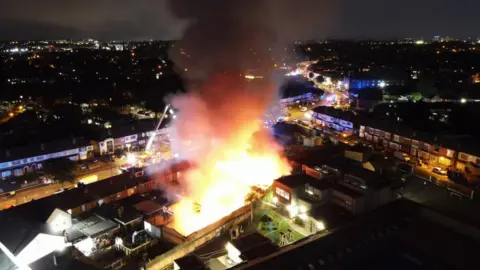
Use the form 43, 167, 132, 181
1, 0, 479, 40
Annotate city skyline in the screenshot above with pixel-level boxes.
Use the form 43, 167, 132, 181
1, 0, 480, 40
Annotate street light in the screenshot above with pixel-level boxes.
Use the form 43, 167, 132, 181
460, 98, 467, 104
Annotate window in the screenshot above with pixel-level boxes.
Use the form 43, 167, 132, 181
433, 146, 440, 153
412, 140, 419, 148
275, 187, 290, 200
423, 143, 430, 151
384, 132, 391, 140
393, 135, 400, 142
446, 149, 454, 158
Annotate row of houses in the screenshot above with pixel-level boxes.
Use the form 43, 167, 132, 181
0, 161, 190, 269
0, 119, 171, 179
310, 106, 480, 181
272, 144, 402, 237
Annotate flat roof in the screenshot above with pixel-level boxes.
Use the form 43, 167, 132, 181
134, 200, 164, 216
174, 255, 206, 270
231, 233, 272, 253
95, 203, 143, 226
333, 184, 365, 198
275, 174, 318, 189
72, 215, 118, 238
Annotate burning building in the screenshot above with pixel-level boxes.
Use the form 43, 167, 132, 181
160, 0, 293, 238
145, 0, 336, 268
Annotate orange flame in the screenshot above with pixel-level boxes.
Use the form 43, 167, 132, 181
170, 141, 290, 236
167, 74, 291, 236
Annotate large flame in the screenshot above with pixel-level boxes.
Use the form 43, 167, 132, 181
166, 75, 291, 236
170, 136, 290, 236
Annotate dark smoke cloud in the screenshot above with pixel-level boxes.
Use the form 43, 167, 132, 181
168, 0, 338, 80
165, 0, 339, 158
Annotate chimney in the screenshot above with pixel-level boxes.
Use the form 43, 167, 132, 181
40, 144, 45, 151
72, 137, 76, 145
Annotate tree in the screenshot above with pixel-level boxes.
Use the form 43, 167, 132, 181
42, 158, 77, 183
411, 92, 423, 101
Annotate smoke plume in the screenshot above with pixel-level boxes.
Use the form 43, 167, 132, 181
166, 0, 337, 155
156, 0, 336, 233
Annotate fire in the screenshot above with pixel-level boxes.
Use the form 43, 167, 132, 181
163, 74, 290, 236
170, 141, 290, 236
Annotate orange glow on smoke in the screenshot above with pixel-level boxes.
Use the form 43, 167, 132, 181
166, 74, 291, 236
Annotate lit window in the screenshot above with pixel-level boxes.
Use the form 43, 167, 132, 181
275, 187, 290, 201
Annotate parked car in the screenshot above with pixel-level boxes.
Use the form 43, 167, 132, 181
432, 167, 448, 175
79, 164, 90, 171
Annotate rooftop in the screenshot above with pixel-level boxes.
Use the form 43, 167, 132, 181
174, 255, 206, 270
0, 137, 92, 163
94, 197, 144, 226
134, 200, 164, 216
275, 174, 319, 189
7, 160, 187, 224
332, 184, 365, 198
231, 233, 279, 262
69, 214, 118, 239
313, 106, 357, 123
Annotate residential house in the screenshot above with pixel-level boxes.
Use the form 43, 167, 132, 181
0, 137, 94, 178
312, 106, 357, 135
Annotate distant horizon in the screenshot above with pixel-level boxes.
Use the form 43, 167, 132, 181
2, 1, 480, 42
1, 36, 479, 43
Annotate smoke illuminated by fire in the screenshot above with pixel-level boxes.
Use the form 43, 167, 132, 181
159, 0, 335, 235
167, 75, 291, 236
